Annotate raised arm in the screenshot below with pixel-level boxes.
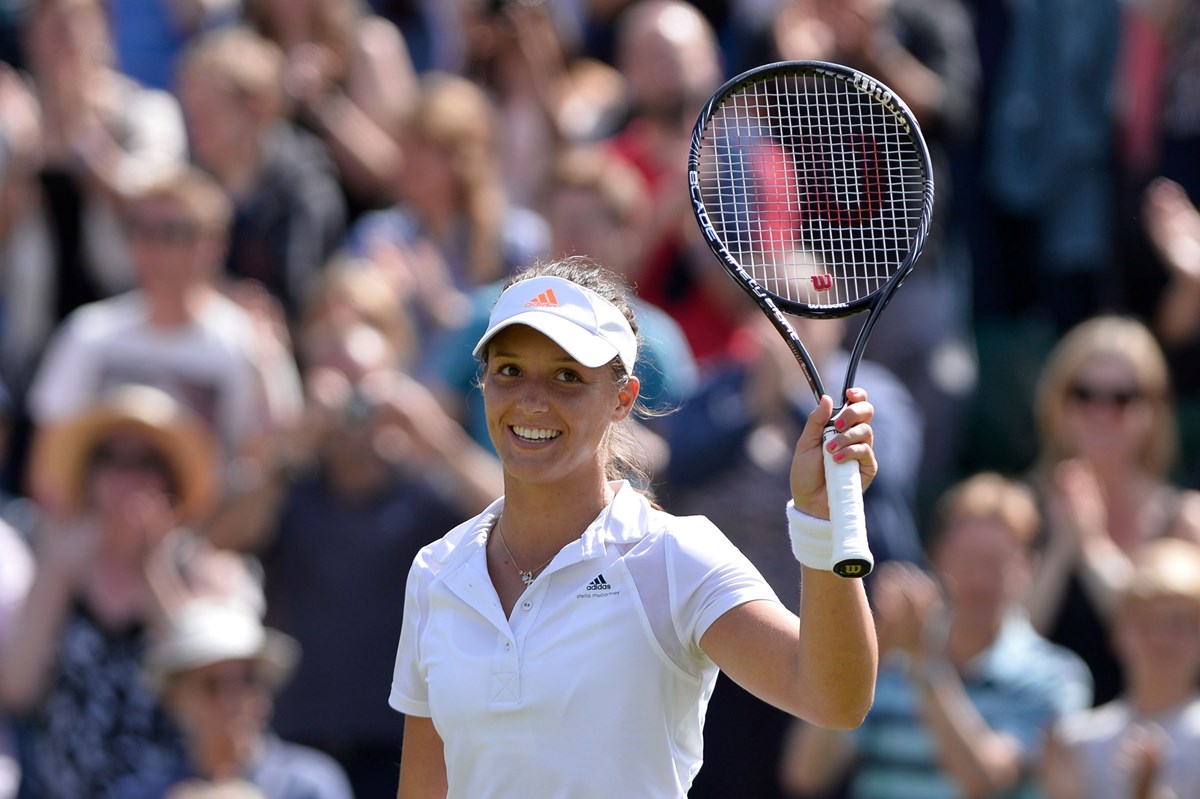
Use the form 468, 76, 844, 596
700, 389, 878, 728
0, 515, 96, 711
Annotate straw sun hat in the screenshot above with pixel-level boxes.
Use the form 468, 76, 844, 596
32, 384, 221, 522
143, 599, 300, 696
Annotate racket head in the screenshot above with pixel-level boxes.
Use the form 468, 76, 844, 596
688, 60, 934, 321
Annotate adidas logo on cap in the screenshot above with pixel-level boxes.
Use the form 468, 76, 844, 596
524, 289, 559, 308
473, 275, 637, 374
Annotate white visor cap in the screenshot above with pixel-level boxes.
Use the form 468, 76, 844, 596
473, 276, 637, 374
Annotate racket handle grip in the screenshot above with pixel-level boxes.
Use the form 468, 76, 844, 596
822, 427, 874, 578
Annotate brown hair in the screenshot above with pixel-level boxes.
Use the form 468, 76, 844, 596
1033, 315, 1177, 477
409, 72, 505, 285
550, 146, 649, 227
299, 257, 417, 371
178, 27, 288, 120
129, 167, 233, 234
930, 471, 1041, 551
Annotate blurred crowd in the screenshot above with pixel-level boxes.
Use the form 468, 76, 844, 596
0, 0, 1199, 797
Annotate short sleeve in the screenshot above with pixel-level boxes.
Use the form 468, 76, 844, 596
665, 517, 783, 654
389, 557, 432, 717
672, 523, 782, 647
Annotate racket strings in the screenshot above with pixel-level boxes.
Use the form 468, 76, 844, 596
696, 70, 927, 310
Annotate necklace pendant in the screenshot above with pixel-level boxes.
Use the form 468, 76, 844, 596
520, 570, 534, 586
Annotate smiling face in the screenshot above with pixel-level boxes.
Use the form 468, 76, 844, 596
481, 325, 638, 494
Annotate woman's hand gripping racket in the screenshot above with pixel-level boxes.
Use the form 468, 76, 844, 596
687, 60, 934, 578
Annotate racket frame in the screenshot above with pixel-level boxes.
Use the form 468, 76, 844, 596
687, 59, 934, 412
687, 60, 935, 578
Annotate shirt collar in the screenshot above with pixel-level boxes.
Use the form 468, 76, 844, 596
437, 480, 653, 578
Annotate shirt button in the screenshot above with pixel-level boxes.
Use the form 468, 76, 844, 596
521, 600, 533, 611
504, 641, 512, 651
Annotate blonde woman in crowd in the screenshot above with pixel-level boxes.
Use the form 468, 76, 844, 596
1025, 315, 1200, 705
341, 70, 550, 358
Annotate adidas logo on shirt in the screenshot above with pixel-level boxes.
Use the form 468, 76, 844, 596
577, 573, 618, 598
525, 288, 559, 307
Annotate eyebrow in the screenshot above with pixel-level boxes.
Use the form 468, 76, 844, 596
489, 349, 579, 366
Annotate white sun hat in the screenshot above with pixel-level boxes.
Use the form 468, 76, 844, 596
143, 599, 299, 695
473, 276, 637, 374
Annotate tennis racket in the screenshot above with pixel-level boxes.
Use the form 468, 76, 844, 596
687, 60, 934, 578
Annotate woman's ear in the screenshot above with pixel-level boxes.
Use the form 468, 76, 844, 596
614, 375, 640, 421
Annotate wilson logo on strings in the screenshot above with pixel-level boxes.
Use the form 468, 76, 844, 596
810, 274, 834, 292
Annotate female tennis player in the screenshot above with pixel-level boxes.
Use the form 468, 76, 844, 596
390, 257, 879, 798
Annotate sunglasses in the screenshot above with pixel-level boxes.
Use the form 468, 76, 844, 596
1066, 383, 1145, 409
88, 443, 172, 474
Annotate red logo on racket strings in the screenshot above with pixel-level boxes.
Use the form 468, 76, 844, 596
810, 274, 834, 292
524, 288, 559, 307
805, 133, 887, 227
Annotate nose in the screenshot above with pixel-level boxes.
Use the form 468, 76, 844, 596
515, 379, 550, 414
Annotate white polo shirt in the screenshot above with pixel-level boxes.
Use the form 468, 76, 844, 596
390, 481, 783, 798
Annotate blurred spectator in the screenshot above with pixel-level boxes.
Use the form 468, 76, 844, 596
770, 0, 981, 495
458, 0, 573, 207
110, 598, 353, 799
1042, 538, 1200, 799
1141, 176, 1200, 480
606, 0, 742, 367
205, 295, 500, 798
297, 257, 420, 374
668, 312, 925, 590
976, 0, 1121, 331
23, 167, 301, 491
0, 385, 259, 798
244, 0, 416, 214
672, 312, 923, 799
342, 70, 550, 366
176, 27, 347, 321
1024, 315, 1200, 706
0, 0, 187, 388
0, 515, 31, 799
107, 0, 241, 91
781, 472, 1092, 799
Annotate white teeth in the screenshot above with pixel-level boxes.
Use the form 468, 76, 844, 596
512, 426, 560, 441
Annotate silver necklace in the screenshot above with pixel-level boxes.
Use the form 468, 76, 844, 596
494, 515, 554, 586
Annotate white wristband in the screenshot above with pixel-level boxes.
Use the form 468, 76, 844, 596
787, 500, 834, 571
